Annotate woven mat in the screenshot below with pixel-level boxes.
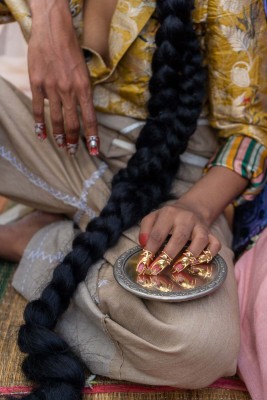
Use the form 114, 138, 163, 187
0, 261, 252, 400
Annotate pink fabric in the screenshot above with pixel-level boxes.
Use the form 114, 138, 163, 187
235, 227, 267, 400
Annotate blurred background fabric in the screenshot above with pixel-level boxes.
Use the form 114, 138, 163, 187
0, 22, 32, 222
0, 22, 30, 96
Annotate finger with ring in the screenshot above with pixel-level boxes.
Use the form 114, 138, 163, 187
35, 122, 47, 142
149, 251, 173, 275
192, 247, 213, 265
172, 249, 197, 274
136, 249, 154, 275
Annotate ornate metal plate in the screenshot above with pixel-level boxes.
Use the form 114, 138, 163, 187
114, 246, 228, 302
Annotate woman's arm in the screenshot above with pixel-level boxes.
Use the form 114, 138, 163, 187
28, 0, 98, 154
138, 0, 267, 274
139, 166, 247, 270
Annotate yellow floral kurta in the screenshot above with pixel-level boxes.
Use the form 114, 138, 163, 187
1, 0, 267, 147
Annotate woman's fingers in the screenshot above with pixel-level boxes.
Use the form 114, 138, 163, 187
61, 93, 80, 155
136, 211, 164, 274
47, 91, 66, 149
137, 206, 222, 277
142, 211, 173, 255
187, 225, 209, 257
171, 232, 221, 274
162, 224, 192, 259
78, 80, 99, 156
207, 233, 221, 257
149, 223, 192, 275
31, 85, 46, 142
139, 211, 158, 249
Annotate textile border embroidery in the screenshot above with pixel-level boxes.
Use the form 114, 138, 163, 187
0, 146, 104, 219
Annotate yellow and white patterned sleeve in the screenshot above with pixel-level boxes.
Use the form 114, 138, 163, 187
2, 0, 83, 42
0, 0, 14, 24
207, 0, 267, 148
205, 0, 267, 202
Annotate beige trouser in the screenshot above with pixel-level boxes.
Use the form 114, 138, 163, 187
0, 77, 240, 388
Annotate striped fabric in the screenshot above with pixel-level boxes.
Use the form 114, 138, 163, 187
207, 135, 267, 205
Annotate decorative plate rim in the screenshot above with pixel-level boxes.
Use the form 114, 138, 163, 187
114, 246, 228, 302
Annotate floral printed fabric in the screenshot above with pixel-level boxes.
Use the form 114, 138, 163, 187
1, 0, 267, 149
206, 0, 267, 149
0, 0, 13, 23
1, 0, 267, 250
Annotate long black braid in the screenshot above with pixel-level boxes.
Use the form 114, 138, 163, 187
13, 1, 205, 399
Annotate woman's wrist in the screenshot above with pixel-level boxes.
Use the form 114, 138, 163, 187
177, 166, 248, 226
29, 0, 72, 26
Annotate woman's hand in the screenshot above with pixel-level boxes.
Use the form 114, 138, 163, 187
137, 166, 248, 276
28, 0, 98, 155
138, 200, 221, 275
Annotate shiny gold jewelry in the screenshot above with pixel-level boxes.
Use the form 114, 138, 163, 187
187, 264, 213, 279
171, 271, 197, 289
172, 249, 197, 274
136, 274, 154, 288
137, 275, 174, 292
136, 249, 154, 275
193, 248, 213, 265
150, 276, 174, 293
150, 251, 173, 275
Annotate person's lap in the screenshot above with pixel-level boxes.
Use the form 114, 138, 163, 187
0, 75, 240, 388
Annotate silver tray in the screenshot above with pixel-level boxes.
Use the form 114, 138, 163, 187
114, 246, 227, 302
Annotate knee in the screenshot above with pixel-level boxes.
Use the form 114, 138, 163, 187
120, 315, 240, 388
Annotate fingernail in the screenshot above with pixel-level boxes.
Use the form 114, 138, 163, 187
54, 134, 66, 148
139, 233, 148, 247
150, 261, 163, 275
137, 262, 146, 274
87, 136, 100, 156
172, 262, 185, 273
171, 271, 197, 289
66, 143, 78, 156
136, 249, 154, 275
137, 275, 153, 288
35, 123, 47, 142
150, 251, 173, 275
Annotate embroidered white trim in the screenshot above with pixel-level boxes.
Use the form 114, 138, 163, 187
74, 161, 108, 224
20, 228, 53, 292
24, 248, 64, 264
0, 146, 96, 218
98, 279, 110, 288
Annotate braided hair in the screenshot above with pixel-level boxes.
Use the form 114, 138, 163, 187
14, 1, 205, 399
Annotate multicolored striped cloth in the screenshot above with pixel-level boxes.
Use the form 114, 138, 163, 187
208, 135, 267, 204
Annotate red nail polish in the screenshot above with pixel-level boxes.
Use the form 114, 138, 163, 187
139, 233, 148, 247
35, 123, 47, 142
150, 263, 162, 275
66, 143, 78, 156
172, 262, 184, 273
54, 134, 66, 148
87, 136, 100, 156
137, 262, 146, 274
